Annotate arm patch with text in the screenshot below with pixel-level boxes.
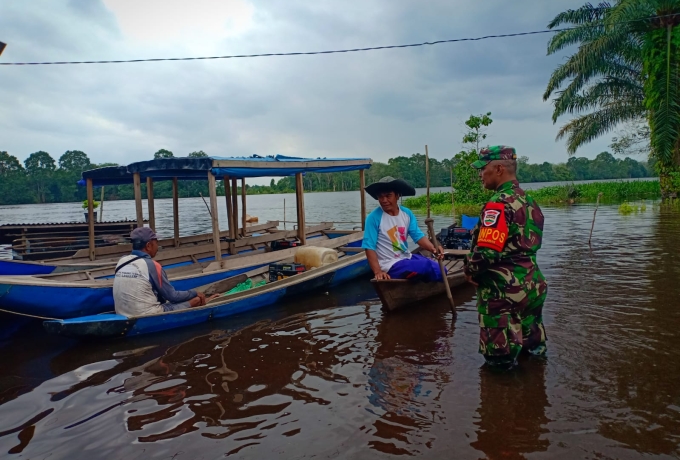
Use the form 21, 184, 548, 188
476, 202, 508, 252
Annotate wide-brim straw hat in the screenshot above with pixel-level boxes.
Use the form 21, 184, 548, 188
365, 176, 416, 200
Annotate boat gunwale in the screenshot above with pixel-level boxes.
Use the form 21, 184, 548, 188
0, 232, 364, 288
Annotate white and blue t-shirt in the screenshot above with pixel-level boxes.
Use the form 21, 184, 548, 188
362, 206, 425, 272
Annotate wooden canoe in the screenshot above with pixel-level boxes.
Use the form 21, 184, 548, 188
371, 252, 467, 312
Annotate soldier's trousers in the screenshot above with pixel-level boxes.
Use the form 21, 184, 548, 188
478, 294, 547, 366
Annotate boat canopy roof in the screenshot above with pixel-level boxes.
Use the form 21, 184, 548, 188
79, 155, 372, 186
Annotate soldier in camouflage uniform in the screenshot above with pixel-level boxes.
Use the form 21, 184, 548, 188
464, 145, 548, 368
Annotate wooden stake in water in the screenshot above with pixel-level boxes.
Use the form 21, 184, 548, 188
589, 192, 603, 247
283, 199, 286, 230
199, 192, 213, 218
425, 145, 430, 218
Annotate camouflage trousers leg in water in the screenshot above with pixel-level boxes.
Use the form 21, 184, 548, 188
478, 290, 548, 366
519, 290, 548, 356
478, 312, 523, 367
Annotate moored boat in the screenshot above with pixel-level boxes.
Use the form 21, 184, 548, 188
43, 246, 370, 339
0, 225, 362, 319
0, 154, 373, 319
370, 249, 468, 312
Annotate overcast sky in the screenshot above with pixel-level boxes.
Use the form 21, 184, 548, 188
0, 0, 609, 183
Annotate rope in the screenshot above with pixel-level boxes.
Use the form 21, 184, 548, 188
0, 307, 60, 321
2, 13, 678, 67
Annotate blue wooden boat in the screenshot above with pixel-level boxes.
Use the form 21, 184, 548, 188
0, 232, 362, 319
0, 154, 373, 319
43, 250, 369, 339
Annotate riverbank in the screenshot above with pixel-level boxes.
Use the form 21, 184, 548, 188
403, 180, 662, 216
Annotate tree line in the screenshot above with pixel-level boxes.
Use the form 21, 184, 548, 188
0, 147, 655, 206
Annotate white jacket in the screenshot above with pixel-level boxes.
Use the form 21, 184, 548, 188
113, 254, 164, 317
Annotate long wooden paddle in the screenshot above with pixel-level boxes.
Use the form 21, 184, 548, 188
426, 218, 455, 315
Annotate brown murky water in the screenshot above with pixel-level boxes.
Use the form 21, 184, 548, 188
1, 196, 679, 459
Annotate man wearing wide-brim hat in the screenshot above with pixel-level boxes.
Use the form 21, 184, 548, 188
464, 145, 548, 369
361, 176, 444, 281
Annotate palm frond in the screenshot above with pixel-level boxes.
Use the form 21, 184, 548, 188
556, 102, 645, 154
547, 2, 611, 29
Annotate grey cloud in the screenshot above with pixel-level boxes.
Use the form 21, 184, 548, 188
0, 0, 614, 174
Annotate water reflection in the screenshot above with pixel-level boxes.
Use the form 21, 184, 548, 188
1, 204, 680, 459
472, 359, 550, 459
366, 304, 453, 455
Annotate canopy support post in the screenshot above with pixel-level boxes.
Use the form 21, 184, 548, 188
224, 176, 234, 239
207, 172, 222, 263
99, 186, 105, 223
231, 178, 238, 238
146, 177, 155, 231
359, 169, 366, 230
133, 172, 143, 227
295, 172, 306, 245
86, 178, 95, 261
241, 178, 247, 237
172, 178, 180, 247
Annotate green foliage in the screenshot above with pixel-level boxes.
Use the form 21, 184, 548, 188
530, 180, 661, 204
0, 151, 24, 173
59, 150, 91, 172
402, 193, 482, 220
188, 150, 208, 158
154, 149, 174, 159
618, 201, 637, 214
449, 114, 495, 204
82, 199, 100, 209
546, 1, 680, 197
544, 2, 645, 154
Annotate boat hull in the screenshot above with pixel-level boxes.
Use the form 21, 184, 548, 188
371, 259, 467, 312
44, 255, 371, 338
0, 264, 264, 319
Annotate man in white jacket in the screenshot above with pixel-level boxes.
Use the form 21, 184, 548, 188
113, 227, 211, 317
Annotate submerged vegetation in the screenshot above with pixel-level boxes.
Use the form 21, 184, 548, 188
404, 180, 661, 215
529, 180, 661, 204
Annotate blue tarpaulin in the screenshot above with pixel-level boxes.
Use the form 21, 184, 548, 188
79, 155, 372, 187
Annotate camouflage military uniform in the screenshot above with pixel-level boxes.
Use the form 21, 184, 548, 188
465, 146, 548, 366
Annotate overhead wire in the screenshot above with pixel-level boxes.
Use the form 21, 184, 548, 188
1, 12, 679, 66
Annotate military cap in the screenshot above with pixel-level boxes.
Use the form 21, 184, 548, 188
471, 145, 517, 169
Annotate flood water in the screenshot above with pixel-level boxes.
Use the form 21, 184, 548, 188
1, 190, 679, 459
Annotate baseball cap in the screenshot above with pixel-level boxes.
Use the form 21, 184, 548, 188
130, 227, 157, 244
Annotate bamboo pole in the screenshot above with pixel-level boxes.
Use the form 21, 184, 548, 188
172, 178, 180, 247
199, 192, 212, 218
133, 172, 143, 227
450, 166, 456, 224
231, 178, 238, 238
146, 177, 155, 231
241, 178, 247, 237
223, 176, 234, 239
99, 186, 105, 223
425, 145, 430, 218
207, 172, 222, 262
426, 218, 455, 314
295, 172, 306, 245
589, 192, 603, 247
86, 178, 95, 261
359, 169, 367, 230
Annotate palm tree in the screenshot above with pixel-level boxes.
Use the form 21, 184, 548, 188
545, 1, 680, 198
